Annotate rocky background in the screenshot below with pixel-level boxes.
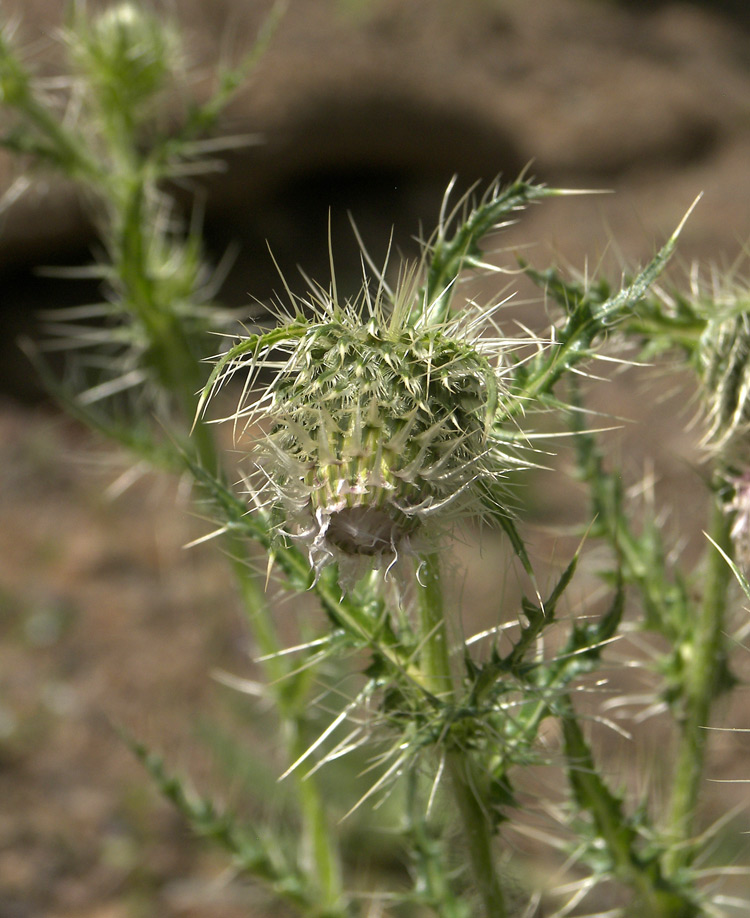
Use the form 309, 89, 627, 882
2, 1, 750, 915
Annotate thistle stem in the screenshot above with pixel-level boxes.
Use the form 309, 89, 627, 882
664, 494, 733, 875
446, 754, 508, 918
415, 551, 453, 699
285, 718, 345, 913
415, 552, 507, 918
561, 699, 700, 917
200, 480, 344, 911
404, 769, 469, 918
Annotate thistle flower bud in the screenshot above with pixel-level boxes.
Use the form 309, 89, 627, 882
691, 271, 750, 564
67, 2, 179, 118
219, 265, 527, 583
698, 309, 750, 455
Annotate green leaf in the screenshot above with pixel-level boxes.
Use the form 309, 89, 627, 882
503, 552, 579, 676
121, 729, 315, 907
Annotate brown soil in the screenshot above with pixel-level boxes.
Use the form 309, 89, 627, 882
2, 1, 750, 915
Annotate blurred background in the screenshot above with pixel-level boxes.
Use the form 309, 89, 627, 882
2, 1, 750, 915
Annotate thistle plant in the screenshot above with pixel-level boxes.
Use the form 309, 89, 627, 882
3, 5, 750, 918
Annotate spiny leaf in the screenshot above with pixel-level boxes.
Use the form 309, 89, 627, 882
414, 177, 587, 328
503, 552, 579, 675
121, 729, 316, 906
515, 199, 699, 410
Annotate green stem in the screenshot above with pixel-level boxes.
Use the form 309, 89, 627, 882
211, 503, 345, 912
446, 753, 508, 918
115, 169, 344, 909
414, 552, 453, 698
286, 718, 345, 913
415, 552, 507, 918
404, 769, 469, 918
663, 495, 733, 874
561, 703, 698, 917
4, 15, 344, 913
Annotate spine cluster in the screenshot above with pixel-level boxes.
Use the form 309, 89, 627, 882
261, 309, 507, 575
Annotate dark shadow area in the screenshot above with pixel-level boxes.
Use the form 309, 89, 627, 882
620, 0, 750, 27
1, 92, 525, 401
0, 254, 102, 402
195, 91, 526, 303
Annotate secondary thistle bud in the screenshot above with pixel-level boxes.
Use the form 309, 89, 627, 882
697, 293, 750, 457
68, 2, 179, 117
692, 271, 750, 564
725, 469, 750, 568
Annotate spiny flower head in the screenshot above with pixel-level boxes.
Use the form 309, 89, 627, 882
211, 255, 532, 583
